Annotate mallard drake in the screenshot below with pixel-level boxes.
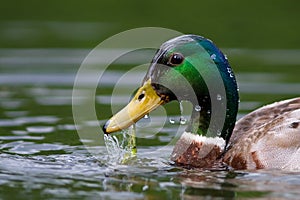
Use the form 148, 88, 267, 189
103, 35, 300, 170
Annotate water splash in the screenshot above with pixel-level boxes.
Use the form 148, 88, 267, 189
104, 124, 136, 164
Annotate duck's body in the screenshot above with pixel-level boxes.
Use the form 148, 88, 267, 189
172, 97, 300, 170
103, 35, 300, 171
225, 97, 300, 170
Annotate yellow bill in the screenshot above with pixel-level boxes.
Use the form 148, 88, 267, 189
103, 79, 164, 134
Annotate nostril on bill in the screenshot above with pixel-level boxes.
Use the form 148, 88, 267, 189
137, 93, 145, 101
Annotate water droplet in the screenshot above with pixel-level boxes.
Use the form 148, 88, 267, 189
194, 105, 201, 111
224, 54, 228, 60
179, 116, 187, 125
169, 118, 175, 124
227, 67, 234, 78
144, 114, 149, 119
207, 110, 211, 114
210, 54, 216, 60
179, 101, 184, 114
216, 130, 222, 136
217, 94, 222, 101
142, 185, 149, 191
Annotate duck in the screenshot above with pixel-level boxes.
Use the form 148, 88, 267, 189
102, 35, 300, 171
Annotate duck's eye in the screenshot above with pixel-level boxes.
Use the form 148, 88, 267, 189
168, 53, 184, 66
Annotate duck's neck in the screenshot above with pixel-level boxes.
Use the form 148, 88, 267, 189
172, 87, 238, 168
186, 73, 239, 144
186, 98, 212, 135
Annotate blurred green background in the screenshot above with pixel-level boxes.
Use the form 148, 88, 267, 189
0, 0, 299, 49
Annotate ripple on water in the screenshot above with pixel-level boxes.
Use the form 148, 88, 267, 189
4, 111, 28, 118
15, 116, 59, 124
0, 116, 60, 130
11, 130, 28, 135
0, 100, 24, 109
26, 126, 55, 134
0, 90, 14, 98
35, 96, 73, 106
0, 119, 22, 127
57, 124, 77, 130
1, 141, 67, 155
0, 135, 44, 141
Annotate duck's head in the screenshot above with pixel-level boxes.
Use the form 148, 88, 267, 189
103, 35, 239, 144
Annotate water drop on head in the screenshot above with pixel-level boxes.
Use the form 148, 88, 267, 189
210, 54, 217, 60
194, 105, 201, 111
227, 67, 234, 78
217, 94, 222, 101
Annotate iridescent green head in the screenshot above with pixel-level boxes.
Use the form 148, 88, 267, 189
103, 35, 239, 144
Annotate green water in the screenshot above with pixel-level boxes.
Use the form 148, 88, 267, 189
1, 1, 300, 199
